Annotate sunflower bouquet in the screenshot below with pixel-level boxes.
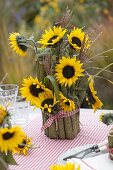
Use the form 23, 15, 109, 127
9, 10, 106, 139
0, 105, 32, 169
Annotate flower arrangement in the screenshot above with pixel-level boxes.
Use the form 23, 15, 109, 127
0, 105, 32, 169
9, 9, 113, 140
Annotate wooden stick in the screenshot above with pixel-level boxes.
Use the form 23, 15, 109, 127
58, 118, 65, 139
71, 113, 79, 137
48, 120, 57, 139
63, 117, 74, 139
42, 113, 49, 137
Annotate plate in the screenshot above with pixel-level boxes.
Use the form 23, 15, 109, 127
57, 144, 94, 164
57, 144, 113, 170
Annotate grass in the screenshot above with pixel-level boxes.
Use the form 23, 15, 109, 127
0, 19, 35, 88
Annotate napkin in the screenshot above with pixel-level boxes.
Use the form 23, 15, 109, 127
68, 153, 113, 170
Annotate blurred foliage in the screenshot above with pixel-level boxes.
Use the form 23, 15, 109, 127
0, 0, 113, 108
15, 0, 113, 27
91, 24, 113, 109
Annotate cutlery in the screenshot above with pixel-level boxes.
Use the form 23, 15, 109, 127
63, 140, 108, 161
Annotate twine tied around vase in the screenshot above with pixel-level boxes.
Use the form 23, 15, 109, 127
41, 108, 80, 131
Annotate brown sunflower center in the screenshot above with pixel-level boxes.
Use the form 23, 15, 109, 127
2, 132, 14, 140
18, 139, 26, 148
17, 36, 28, 52
63, 65, 75, 79
30, 84, 44, 97
87, 88, 96, 104
41, 98, 53, 107
72, 37, 81, 47
48, 35, 58, 43
65, 101, 70, 106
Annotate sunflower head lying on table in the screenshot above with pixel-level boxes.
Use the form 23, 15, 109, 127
50, 162, 80, 170
9, 9, 111, 116
0, 105, 32, 169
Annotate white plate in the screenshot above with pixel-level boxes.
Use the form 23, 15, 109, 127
57, 144, 113, 170
57, 144, 93, 164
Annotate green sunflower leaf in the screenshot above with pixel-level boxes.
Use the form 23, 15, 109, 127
0, 156, 8, 170
43, 75, 59, 100
6, 152, 18, 165
35, 48, 50, 60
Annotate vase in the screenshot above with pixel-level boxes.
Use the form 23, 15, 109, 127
108, 128, 113, 160
42, 109, 80, 139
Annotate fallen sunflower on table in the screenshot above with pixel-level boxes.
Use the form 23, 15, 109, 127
13, 135, 32, 156
50, 162, 80, 170
0, 126, 25, 153
0, 105, 33, 168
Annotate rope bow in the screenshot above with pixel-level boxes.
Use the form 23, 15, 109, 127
41, 108, 80, 131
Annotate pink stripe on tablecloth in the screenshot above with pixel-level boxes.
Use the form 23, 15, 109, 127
9, 109, 112, 170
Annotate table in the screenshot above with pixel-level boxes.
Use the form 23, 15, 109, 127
10, 108, 113, 170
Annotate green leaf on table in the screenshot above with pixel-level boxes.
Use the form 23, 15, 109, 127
6, 152, 17, 165
0, 152, 7, 162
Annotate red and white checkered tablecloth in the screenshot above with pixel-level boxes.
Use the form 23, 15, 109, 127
10, 109, 113, 170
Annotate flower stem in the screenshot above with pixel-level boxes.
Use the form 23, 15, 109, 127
27, 39, 38, 54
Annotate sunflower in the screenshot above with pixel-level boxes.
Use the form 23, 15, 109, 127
0, 106, 7, 125
59, 93, 75, 112
67, 27, 90, 50
55, 56, 84, 87
50, 162, 80, 170
36, 90, 57, 113
38, 26, 66, 47
0, 126, 25, 153
20, 76, 49, 105
87, 77, 103, 112
9, 32, 27, 57
13, 135, 32, 156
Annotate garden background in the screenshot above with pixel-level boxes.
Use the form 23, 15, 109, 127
0, 0, 113, 109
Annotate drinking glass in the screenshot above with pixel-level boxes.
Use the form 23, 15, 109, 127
0, 84, 18, 110
14, 96, 30, 126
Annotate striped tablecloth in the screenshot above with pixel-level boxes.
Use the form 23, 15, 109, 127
10, 109, 113, 170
